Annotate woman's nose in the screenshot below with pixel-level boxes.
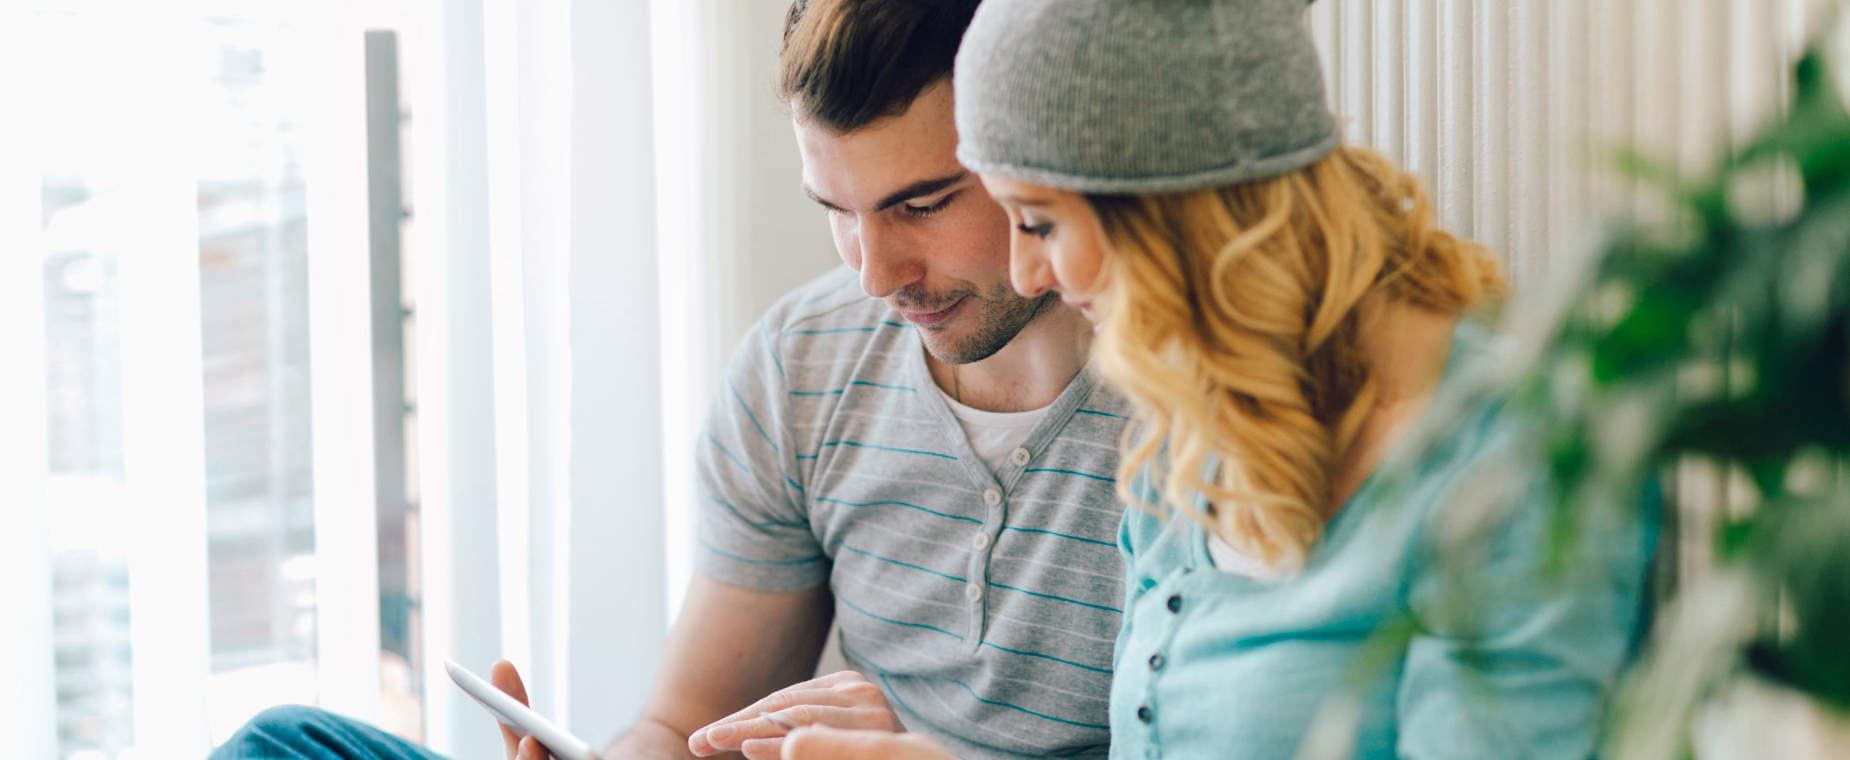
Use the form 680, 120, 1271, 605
1009, 237, 1055, 298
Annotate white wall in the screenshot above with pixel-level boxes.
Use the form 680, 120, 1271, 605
0, 6, 57, 756
652, 0, 837, 618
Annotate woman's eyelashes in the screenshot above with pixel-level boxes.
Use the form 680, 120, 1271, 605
1016, 221, 1054, 239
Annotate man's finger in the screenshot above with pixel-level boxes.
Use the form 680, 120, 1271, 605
490, 660, 531, 704
710, 687, 858, 728
489, 660, 529, 759
780, 726, 949, 760
739, 736, 786, 760
692, 690, 865, 754
809, 670, 869, 688
518, 735, 554, 760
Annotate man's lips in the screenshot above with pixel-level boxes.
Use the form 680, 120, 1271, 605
898, 297, 965, 326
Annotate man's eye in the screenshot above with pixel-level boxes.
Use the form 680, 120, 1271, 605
904, 194, 956, 217
1017, 222, 1054, 239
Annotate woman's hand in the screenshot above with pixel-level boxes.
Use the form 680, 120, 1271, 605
780, 725, 960, 760
688, 670, 904, 760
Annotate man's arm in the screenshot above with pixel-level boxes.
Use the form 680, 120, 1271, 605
602, 572, 835, 760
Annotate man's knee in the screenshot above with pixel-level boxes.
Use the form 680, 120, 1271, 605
249, 704, 332, 732
212, 705, 336, 758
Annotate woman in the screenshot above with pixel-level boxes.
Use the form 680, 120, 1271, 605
773, 0, 1656, 757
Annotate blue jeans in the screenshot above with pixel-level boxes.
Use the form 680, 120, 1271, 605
209, 705, 452, 760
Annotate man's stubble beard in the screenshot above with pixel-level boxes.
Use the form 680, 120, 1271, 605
911, 283, 1060, 366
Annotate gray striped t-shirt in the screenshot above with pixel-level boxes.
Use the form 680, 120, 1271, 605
695, 267, 1131, 759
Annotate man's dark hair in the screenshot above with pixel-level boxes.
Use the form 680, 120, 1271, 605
779, 0, 982, 133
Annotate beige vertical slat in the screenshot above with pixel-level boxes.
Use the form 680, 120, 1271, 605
1510, 0, 1548, 284
1341, 0, 1374, 146
1634, 0, 1681, 224
1729, 0, 1780, 150
1405, 0, 1440, 196
1548, 0, 1591, 245
1472, 0, 1510, 254
1309, 0, 1342, 118
1590, 0, 1637, 217
1678, 0, 1727, 177
1373, 0, 1405, 163
1438, 0, 1474, 236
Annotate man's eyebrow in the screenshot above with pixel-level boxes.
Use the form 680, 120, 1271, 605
802, 171, 969, 214
802, 185, 848, 213
872, 172, 968, 212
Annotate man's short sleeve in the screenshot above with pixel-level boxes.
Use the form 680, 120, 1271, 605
694, 318, 830, 592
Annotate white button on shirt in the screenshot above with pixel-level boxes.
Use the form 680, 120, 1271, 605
1009, 447, 1032, 466
972, 532, 991, 550
965, 583, 984, 602
983, 488, 1002, 507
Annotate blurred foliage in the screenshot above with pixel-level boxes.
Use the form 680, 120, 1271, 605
1510, 33, 1850, 718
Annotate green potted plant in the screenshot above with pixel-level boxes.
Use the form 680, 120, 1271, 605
1450, 22, 1850, 760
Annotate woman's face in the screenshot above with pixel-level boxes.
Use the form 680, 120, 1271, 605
976, 173, 1111, 326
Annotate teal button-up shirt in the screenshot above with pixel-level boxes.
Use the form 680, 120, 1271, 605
1108, 325, 1656, 760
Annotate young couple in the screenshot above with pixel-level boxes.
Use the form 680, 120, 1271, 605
211, 1, 1653, 759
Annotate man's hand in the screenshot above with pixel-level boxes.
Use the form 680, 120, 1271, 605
686, 670, 903, 760
779, 726, 958, 760
490, 660, 556, 760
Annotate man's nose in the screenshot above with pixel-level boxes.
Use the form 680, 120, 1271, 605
857, 217, 923, 299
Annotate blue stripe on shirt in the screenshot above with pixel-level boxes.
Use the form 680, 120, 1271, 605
851, 380, 915, 392
788, 327, 878, 335
729, 382, 778, 453
823, 440, 957, 460
1002, 525, 1115, 547
980, 642, 1112, 675
1074, 408, 1129, 419
840, 543, 967, 583
791, 381, 916, 396
761, 322, 785, 379
838, 595, 965, 641
712, 497, 800, 529
846, 641, 1106, 732
949, 680, 1111, 730
989, 581, 1123, 614
698, 537, 823, 566
708, 434, 749, 472
1025, 467, 1116, 483
817, 496, 982, 525
797, 274, 856, 305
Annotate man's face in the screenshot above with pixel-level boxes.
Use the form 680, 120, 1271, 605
794, 81, 1053, 365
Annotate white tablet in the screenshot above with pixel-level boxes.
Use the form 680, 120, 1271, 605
444, 659, 600, 760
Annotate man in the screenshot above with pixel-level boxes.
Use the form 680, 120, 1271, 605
210, 2, 1126, 759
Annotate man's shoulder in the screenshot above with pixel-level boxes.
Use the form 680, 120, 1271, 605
755, 267, 911, 373
759, 266, 888, 333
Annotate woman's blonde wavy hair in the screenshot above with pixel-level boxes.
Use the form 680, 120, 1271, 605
1086, 144, 1506, 571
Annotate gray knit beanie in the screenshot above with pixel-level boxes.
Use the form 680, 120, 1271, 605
953, 0, 1339, 194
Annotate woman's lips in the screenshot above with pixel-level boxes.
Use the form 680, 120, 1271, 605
900, 298, 965, 326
